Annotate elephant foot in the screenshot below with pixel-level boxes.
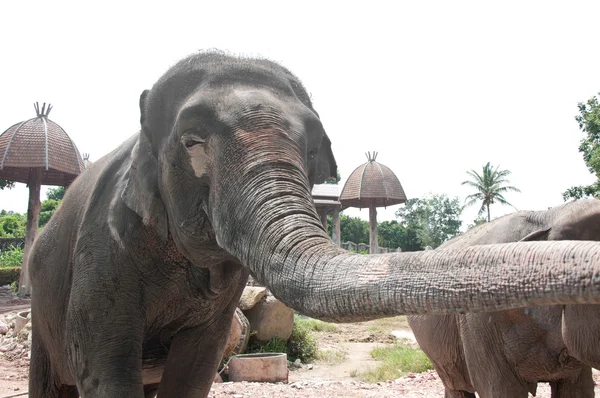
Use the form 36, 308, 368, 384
550, 365, 594, 398
29, 340, 78, 398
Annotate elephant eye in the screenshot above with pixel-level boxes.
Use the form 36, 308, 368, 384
308, 150, 317, 160
185, 139, 205, 148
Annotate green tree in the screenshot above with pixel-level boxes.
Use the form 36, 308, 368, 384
377, 220, 421, 252
325, 171, 341, 185
563, 93, 600, 200
0, 179, 15, 190
328, 214, 370, 244
39, 199, 60, 227
462, 162, 521, 222
395, 193, 463, 250
46, 186, 66, 201
0, 212, 26, 237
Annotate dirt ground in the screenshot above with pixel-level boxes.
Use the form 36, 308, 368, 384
2, 302, 600, 397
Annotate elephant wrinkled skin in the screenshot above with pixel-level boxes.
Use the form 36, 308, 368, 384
408, 199, 600, 398
27, 52, 600, 397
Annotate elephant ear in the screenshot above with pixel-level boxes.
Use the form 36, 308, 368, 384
121, 90, 169, 241
310, 133, 338, 186
519, 228, 551, 242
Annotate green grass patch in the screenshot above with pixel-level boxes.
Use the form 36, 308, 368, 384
246, 337, 287, 355
0, 246, 23, 268
294, 315, 338, 333
364, 316, 409, 334
316, 349, 347, 365
354, 343, 433, 383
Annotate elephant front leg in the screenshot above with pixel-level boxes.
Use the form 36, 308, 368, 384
66, 306, 146, 398
157, 313, 234, 398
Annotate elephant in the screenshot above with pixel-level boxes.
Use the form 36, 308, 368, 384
408, 199, 600, 398
27, 50, 600, 398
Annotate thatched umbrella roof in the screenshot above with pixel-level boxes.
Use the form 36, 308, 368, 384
0, 103, 85, 296
340, 152, 407, 209
340, 152, 407, 254
0, 103, 85, 185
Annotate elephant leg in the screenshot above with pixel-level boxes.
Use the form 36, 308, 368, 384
157, 309, 237, 397
562, 304, 600, 368
444, 389, 476, 398
459, 316, 530, 398
143, 383, 160, 398
549, 365, 594, 398
66, 307, 145, 398
29, 336, 78, 398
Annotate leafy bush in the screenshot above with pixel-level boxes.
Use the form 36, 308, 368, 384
287, 316, 319, 363
0, 267, 20, 286
0, 246, 23, 268
0, 213, 26, 238
246, 315, 320, 363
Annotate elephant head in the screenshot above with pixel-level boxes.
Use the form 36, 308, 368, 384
120, 51, 600, 322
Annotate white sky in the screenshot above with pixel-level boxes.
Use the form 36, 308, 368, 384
1, 1, 598, 229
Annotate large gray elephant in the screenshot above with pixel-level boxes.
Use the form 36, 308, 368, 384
408, 199, 600, 398
28, 51, 600, 398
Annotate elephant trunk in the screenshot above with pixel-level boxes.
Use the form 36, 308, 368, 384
212, 132, 600, 322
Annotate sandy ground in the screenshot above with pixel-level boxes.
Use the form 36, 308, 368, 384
2, 300, 600, 397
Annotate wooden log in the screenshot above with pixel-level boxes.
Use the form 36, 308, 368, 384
18, 168, 42, 296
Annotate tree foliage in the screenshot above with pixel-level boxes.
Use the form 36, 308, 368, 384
462, 162, 520, 222
325, 171, 341, 185
0, 186, 66, 236
563, 93, 600, 200
0, 211, 26, 238
0, 179, 15, 190
395, 193, 463, 250
46, 186, 66, 201
333, 215, 370, 244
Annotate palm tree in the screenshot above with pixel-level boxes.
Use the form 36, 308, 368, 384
462, 162, 521, 222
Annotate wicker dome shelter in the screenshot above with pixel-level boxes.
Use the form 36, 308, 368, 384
340, 152, 407, 254
0, 103, 85, 295
0, 103, 85, 185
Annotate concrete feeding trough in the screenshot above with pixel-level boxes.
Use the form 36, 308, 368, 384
15, 310, 30, 334
228, 353, 288, 383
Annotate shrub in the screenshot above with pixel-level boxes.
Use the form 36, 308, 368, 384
245, 315, 320, 364
0, 246, 23, 268
0, 267, 20, 286
287, 317, 318, 363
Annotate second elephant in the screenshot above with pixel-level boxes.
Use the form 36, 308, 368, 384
408, 199, 600, 398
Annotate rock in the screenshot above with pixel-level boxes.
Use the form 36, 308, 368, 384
238, 287, 267, 310
213, 372, 223, 383
294, 358, 302, 366
0, 322, 8, 335
0, 343, 16, 352
243, 295, 294, 342
223, 308, 250, 358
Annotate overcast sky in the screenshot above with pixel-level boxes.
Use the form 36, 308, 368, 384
1, 1, 599, 228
